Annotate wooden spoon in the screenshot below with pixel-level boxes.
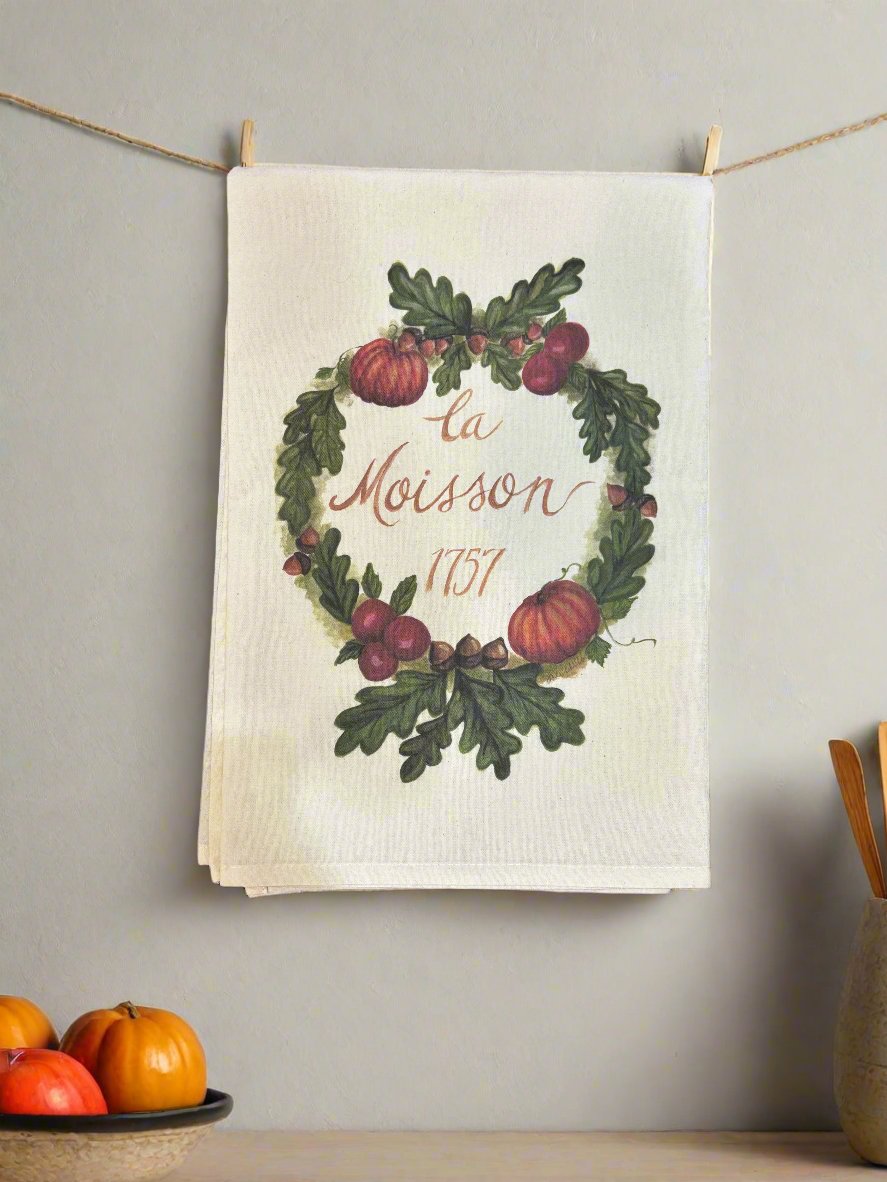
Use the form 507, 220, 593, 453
879, 722, 887, 848
830, 739, 886, 897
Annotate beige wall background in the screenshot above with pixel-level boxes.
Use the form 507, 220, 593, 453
1, 0, 885, 1131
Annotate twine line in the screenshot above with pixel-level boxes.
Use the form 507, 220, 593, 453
1, 90, 884, 178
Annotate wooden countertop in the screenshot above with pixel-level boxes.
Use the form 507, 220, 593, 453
170, 1131, 863, 1180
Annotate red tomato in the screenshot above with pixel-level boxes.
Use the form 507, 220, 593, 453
0, 1048, 108, 1116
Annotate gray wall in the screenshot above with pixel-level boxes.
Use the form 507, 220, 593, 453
2, 0, 885, 1131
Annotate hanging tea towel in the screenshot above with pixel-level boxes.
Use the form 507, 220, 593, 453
200, 164, 711, 893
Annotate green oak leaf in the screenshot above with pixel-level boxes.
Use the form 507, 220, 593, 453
451, 670, 522, 780
399, 713, 454, 783
387, 263, 473, 337
484, 259, 585, 338
389, 574, 417, 616
586, 508, 654, 606
276, 435, 319, 540
481, 341, 522, 391
433, 340, 472, 397
492, 664, 585, 752
310, 527, 360, 625
309, 389, 346, 476
334, 670, 448, 757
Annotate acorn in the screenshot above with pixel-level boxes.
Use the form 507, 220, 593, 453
283, 552, 311, 576
607, 483, 630, 509
419, 339, 436, 359
481, 638, 509, 670
455, 634, 483, 669
396, 330, 418, 353
466, 333, 488, 356
435, 337, 451, 355
297, 526, 320, 552
526, 322, 543, 341
506, 337, 525, 357
639, 494, 658, 518
429, 641, 456, 673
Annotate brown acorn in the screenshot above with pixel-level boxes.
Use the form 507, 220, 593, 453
481, 638, 509, 670
455, 634, 483, 669
297, 526, 320, 552
506, 337, 525, 357
419, 339, 436, 359
466, 333, 488, 356
283, 552, 311, 576
526, 322, 543, 341
429, 641, 456, 673
396, 330, 418, 353
639, 494, 658, 518
607, 483, 630, 509
435, 337, 451, 355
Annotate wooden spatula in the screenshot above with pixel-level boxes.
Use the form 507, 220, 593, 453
829, 738, 886, 897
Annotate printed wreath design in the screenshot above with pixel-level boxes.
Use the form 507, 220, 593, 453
275, 259, 660, 782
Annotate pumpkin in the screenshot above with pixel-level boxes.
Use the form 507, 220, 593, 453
60, 1002, 207, 1114
508, 579, 601, 665
0, 1048, 107, 1115
350, 335, 428, 407
0, 996, 58, 1050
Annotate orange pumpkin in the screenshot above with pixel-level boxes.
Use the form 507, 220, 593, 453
60, 1002, 206, 1113
508, 579, 601, 665
0, 996, 58, 1050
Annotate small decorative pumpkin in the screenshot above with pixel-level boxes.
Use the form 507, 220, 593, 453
0, 996, 58, 1050
508, 579, 601, 665
0, 1048, 107, 1115
60, 1001, 207, 1114
350, 334, 428, 407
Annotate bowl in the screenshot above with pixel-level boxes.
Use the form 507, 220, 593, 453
0, 1088, 232, 1182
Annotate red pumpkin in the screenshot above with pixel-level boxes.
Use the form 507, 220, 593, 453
0, 1048, 108, 1116
350, 336, 428, 407
508, 579, 601, 665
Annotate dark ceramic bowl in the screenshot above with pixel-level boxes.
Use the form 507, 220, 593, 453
0, 1088, 233, 1182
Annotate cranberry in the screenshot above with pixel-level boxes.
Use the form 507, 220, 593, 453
351, 598, 396, 643
545, 322, 589, 363
522, 351, 569, 396
383, 615, 431, 662
359, 641, 398, 681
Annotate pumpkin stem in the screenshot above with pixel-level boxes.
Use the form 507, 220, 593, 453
120, 1001, 140, 1020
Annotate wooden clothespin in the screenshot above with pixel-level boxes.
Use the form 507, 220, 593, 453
240, 119, 256, 167
701, 125, 722, 176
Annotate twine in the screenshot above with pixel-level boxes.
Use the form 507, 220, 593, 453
1, 90, 884, 177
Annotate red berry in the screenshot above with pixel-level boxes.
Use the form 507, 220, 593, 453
522, 351, 569, 396
526, 322, 543, 341
396, 331, 418, 353
545, 322, 589, 363
506, 337, 525, 357
467, 333, 487, 356
435, 338, 451, 355
359, 641, 398, 681
383, 615, 431, 662
419, 339, 436, 359
351, 598, 396, 643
